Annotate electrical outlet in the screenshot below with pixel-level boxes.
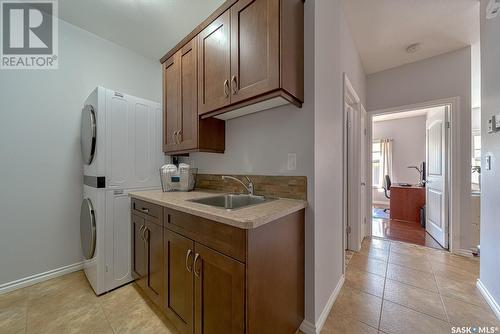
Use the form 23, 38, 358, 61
287, 153, 297, 171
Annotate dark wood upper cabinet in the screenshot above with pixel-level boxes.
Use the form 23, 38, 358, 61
194, 243, 245, 334
230, 0, 279, 103
163, 37, 225, 155
163, 55, 179, 153
198, 11, 232, 114
161, 0, 304, 125
164, 230, 195, 334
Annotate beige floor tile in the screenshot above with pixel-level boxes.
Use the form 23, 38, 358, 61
362, 237, 390, 251
389, 242, 427, 257
345, 267, 386, 297
321, 312, 378, 334
358, 247, 389, 262
388, 251, 433, 272
101, 284, 178, 334
349, 254, 388, 277
380, 300, 451, 334
0, 289, 28, 334
383, 279, 447, 320
331, 286, 382, 328
427, 253, 479, 273
435, 276, 489, 308
431, 261, 479, 284
27, 302, 113, 334
386, 263, 438, 292
443, 296, 500, 328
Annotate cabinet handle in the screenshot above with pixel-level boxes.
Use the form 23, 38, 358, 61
193, 253, 201, 278
139, 224, 145, 240
224, 80, 229, 98
231, 76, 238, 94
185, 249, 193, 273
171, 131, 177, 144
144, 227, 150, 242
177, 130, 182, 144
140, 208, 149, 214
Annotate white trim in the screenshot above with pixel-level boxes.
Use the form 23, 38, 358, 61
477, 279, 500, 320
366, 97, 463, 253
0, 262, 83, 295
373, 200, 389, 206
299, 275, 345, 334
454, 249, 474, 257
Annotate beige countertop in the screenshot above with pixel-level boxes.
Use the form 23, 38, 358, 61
129, 190, 307, 229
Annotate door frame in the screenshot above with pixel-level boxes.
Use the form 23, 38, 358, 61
343, 74, 365, 256
366, 97, 463, 253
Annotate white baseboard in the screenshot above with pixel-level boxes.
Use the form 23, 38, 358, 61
300, 275, 345, 334
454, 249, 474, 258
477, 279, 500, 320
0, 262, 83, 295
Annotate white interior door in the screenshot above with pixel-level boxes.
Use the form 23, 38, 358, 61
425, 107, 449, 248
360, 106, 367, 238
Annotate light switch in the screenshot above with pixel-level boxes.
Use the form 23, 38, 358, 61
287, 153, 297, 171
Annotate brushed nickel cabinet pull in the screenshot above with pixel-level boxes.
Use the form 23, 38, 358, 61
231, 75, 238, 94
224, 80, 230, 98
185, 249, 193, 273
177, 130, 182, 144
193, 253, 201, 278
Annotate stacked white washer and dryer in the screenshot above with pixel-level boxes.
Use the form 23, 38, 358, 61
80, 86, 163, 295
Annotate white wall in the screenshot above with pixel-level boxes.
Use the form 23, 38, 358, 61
479, 0, 500, 311
372, 116, 426, 204
0, 19, 161, 286
181, 0, 366, 326
366, 47, 473, 251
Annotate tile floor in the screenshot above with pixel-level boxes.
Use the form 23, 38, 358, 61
322, 237, 499, 334
0, 271, 179, 334
1, 239, 497, 334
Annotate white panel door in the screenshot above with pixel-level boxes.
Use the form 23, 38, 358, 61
105, 190, 133, 292
425, 107, 449, 248
106, 90, 130, 188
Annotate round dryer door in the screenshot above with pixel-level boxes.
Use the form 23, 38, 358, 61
81, 105, 96, 165
80, 198, 96, 260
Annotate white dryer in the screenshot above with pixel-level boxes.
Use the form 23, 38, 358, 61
80, 87, 163, 295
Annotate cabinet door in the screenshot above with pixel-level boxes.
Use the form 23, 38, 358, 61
145, 220, 164, 308
178, 38, 199, 151
230, 0, 279, 103
164, 230, 195, 334
163, 54, 180, 153
198, 10, 231, 115
194, 244, 245, 334
131, 215, 146, 283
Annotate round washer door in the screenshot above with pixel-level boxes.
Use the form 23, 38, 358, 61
81, 105, 96, 165
80, 198, 96, 260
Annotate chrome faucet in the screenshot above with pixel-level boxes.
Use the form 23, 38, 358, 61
222, 175, 254, 195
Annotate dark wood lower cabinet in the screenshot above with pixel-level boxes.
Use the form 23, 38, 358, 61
132, 201, 305, 334
194, 243, 245, 334
164, 230, 195, 334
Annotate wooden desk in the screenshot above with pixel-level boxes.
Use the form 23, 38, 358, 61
390, 185, 425, 223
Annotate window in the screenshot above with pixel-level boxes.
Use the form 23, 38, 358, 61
471, 132, 481, 192
372, 140, 381, 187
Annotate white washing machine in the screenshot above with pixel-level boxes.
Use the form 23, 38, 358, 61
80, 87, 163, 295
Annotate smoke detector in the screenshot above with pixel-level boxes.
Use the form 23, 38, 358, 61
406, 43, 421, 54
486, 0, 500, 19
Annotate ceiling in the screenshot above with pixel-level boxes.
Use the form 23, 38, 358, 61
342, 0, 480, 75
59, 0, 225, 61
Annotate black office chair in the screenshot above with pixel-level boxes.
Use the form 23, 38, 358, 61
383, 175, 392, 213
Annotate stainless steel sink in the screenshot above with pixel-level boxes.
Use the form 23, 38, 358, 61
188, 194, 275, 210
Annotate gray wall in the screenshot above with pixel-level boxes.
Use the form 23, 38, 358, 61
181, 0, 366, 325
372, 116, 426, 204
0, 19, 161, 286
479, 0, 500, 309
366, 47, 473, 251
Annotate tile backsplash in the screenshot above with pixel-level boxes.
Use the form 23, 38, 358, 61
195, 174, 307, 201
